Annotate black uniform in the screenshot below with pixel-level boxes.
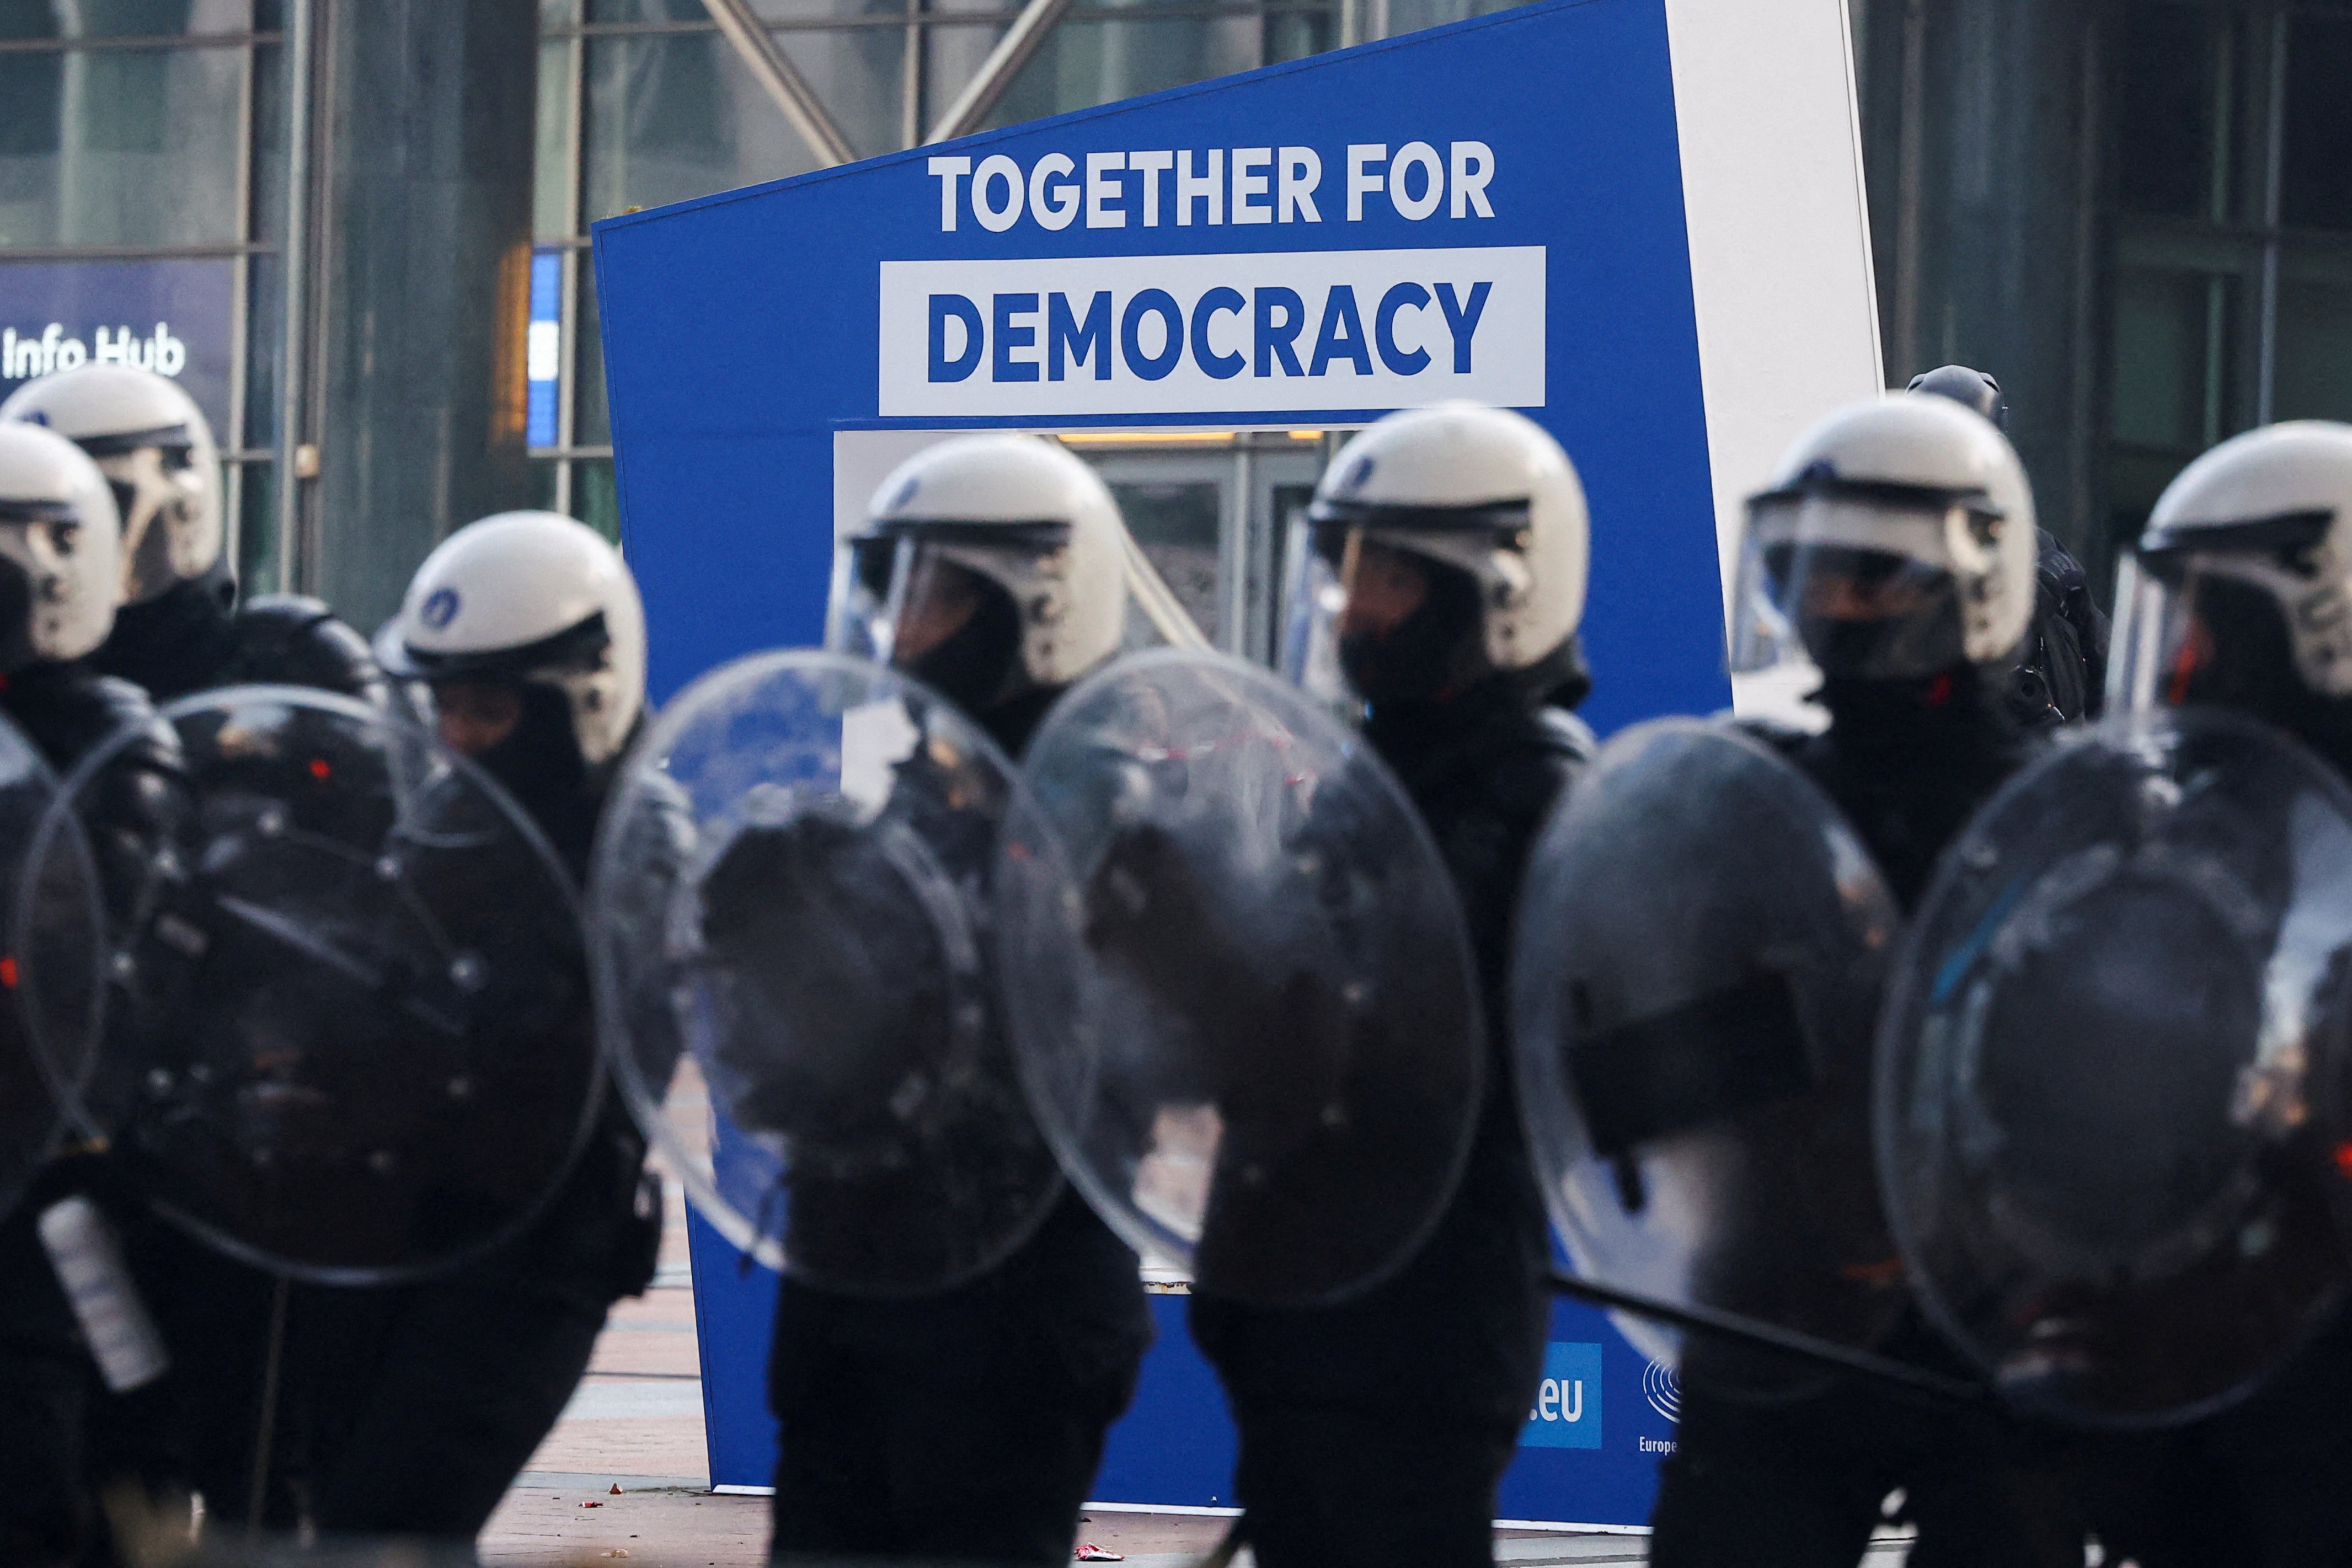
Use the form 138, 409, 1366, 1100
2103, 640, 2352, 1568
765, 684, 1154, 1567
1647, 669, 2086, 1568
66, 569, 394, 1530
258, 684, 661, 1541
86, 564, 388, 709
1187, 645, 1589, 1568
0, 664, 183, 1568
2008, 532, 2109, 731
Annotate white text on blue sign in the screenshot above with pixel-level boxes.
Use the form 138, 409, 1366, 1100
877, 247, 1544, 418
927, 143, 1496, 234
1521, 1341, 1603, 1451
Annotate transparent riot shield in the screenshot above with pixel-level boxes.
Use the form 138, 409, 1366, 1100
0, 709, 92, 1223
1514, 718, 1906, 1396
1001, 647, 1483, 1309
1879, 707, 2352, 1426
589, 649, 1066, 1296
17, 686, 597, 1283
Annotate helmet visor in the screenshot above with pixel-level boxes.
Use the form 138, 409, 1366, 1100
1278, 519, 1492, 712
2110, 551, 2323, 720
826, 522, 1070, 667
1730, 493, 1976, 682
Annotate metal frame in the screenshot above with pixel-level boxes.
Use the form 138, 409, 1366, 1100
274, 0, 316, 595
923, 0, 1082, 143
700, 0, 859, 167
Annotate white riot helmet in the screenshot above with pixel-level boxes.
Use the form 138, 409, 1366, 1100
0, 422, 123, 671
831, 434, 1126, 716
0, 365, 221, 606
1282, 402, 1588, 709
1731, 392, 2038, 686
383, 511, 646, 769
2112, 422, 2352, 742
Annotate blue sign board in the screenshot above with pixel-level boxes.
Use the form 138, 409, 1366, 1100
0, 258, 236, 445
595, 0, 1878, 1530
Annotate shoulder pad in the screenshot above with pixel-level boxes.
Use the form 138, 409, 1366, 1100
1531, 707, 1597, 765
84, 674, 177, 768
1732, 712, 1817, 758
228, 595, 391, 707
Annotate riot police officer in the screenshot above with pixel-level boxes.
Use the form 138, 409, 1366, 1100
1905, 364, 2108, 727
2, 361, 397, 1533
0, 421, 181, 1568
1186, 403, 1590, 1568
0, 365, 385, 706
240, 511, 663, 1543
759, 433, 1152, 1565
1647, 392, 2080, 1567
2097, 420, 2352, 1567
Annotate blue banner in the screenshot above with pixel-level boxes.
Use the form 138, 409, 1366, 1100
597, 0, 1877, 1530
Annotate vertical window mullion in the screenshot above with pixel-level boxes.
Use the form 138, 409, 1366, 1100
2258, 5, 2287, 426
558, 28, 587, 517
903, 0, 926, 150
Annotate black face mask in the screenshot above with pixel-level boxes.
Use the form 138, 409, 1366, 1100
469, 682, 598, 868
1772, 544, 1972, 683
1338, 555, 1488, 706
904, 573, 1025, 720
2173, 575, 2352, 771
0, 559, 35, 672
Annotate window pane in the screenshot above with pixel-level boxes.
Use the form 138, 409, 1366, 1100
2282, 15, 2352, 233
2, 0, 253, 40
2109, 264, 2239, 455
1386, 0, 1514, 39
236, 459, 279, 595
250, 40, 285, 243
980, 10, 1265, 130
584, 30, 824, 222
537, 39, 578, 240
751, 0, 911, 20
0, 45, 245, 247
1264, 4, 1332, 65
1112, 478, 1223, 645
244, 248, 282, 449
2275, 248, 2352, 423
588, 0, 710, 23
575, 457, 621, 544
773, 25, 907, 160
2112, 2, 2222, 221
575, 261, 608, 447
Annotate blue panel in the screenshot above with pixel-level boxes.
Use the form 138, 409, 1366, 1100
528, 249, 563, 449
591, 0, 1724, 724
687, 1206, 781, 1489
687, 1215, 1672, 1526
617, 0, 1719, 1527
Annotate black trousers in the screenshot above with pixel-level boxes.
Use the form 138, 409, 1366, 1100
289, 1272, 609, 1539
1188, 1144, 1552, 1568
767, 1192, 1151, 1567
0, 1206, 105, 1568
2089, 1309, 2352, 1568
1648, 1321, 2087, 1568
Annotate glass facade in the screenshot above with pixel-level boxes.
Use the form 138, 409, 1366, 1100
523, 0, 1473, 537
2105, 2, 2352, 543
8, 0, 2346, 609
0, 2, 283, 581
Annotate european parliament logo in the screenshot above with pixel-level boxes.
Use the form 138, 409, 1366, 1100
1521, 1341, 1602, 1449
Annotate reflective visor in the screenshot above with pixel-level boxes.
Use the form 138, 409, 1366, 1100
1730, 491, 1983, 681
2110, 553, 2313, 718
